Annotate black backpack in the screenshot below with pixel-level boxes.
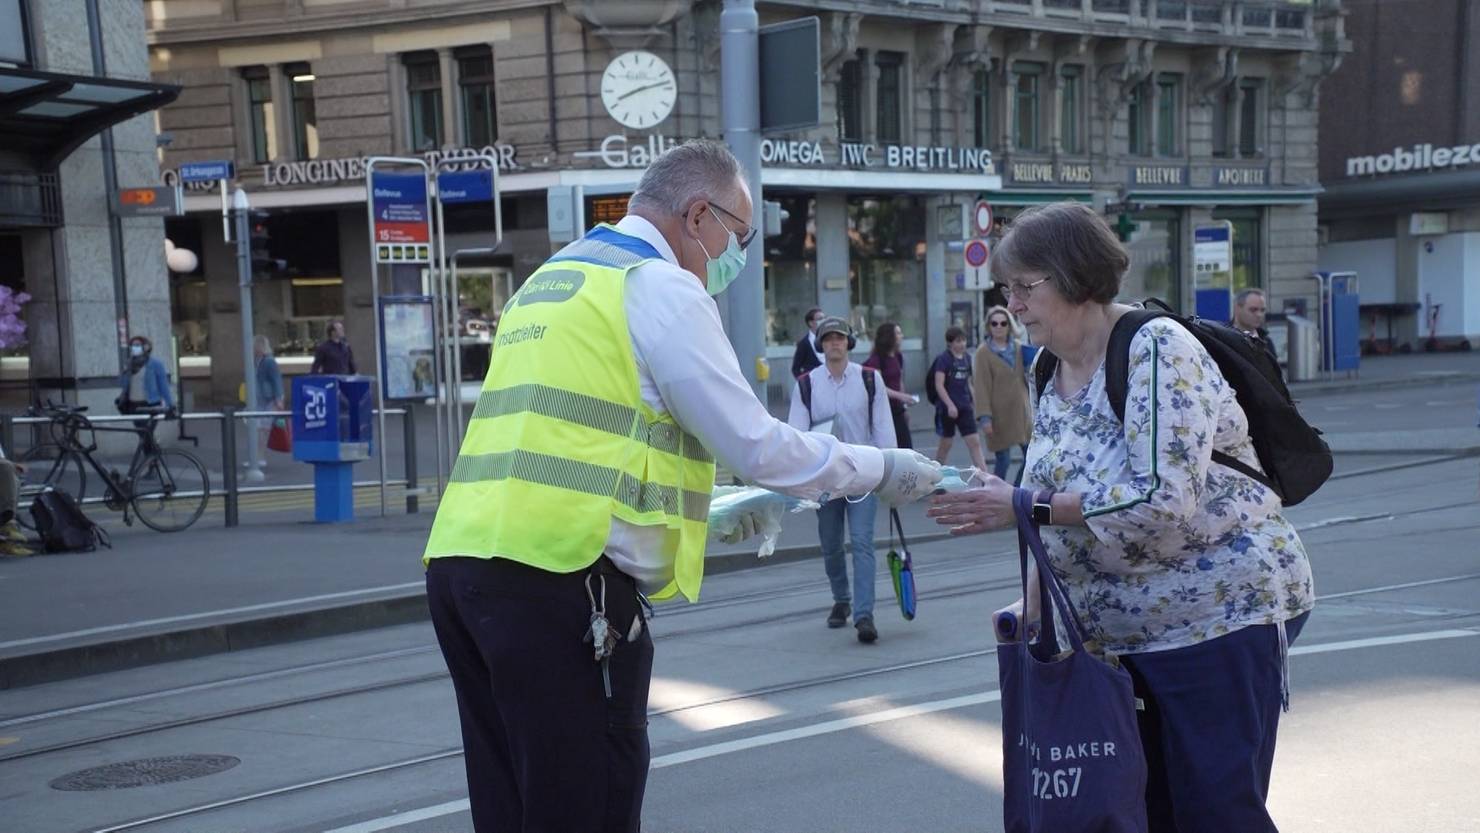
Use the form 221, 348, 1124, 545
30, 488, 111, 553
798, 368, 876, 436
923, 352, 970, 406
1032, 299, 1331, 506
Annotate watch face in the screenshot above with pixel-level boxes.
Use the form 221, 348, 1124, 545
601, 50, 676, 130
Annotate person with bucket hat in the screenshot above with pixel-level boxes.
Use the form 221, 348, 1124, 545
422, 140, 943, 833
787, 316, 896, 643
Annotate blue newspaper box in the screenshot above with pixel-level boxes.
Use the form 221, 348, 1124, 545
291, 375, 374, 522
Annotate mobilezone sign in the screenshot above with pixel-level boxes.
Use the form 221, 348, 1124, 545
1346, 141, 1480, 176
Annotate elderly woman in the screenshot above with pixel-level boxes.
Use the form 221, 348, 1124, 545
928, 202, 1313, 833
971, 306, 1031, 481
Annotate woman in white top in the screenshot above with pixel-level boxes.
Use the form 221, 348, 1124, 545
927, 202, 1313, 833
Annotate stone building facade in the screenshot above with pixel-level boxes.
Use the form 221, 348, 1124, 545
1318, 0, 1480, 347
146, 0, 1344, 404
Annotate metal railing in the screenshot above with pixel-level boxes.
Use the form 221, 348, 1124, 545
1, 406, 422, 530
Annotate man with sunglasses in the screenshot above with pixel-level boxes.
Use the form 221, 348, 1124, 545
423, 139, 944, 833
791, 306, 826, 379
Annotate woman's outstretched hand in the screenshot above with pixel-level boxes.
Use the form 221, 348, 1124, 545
926, 473, 1017, 535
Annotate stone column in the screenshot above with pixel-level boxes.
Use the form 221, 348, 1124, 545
814, 194, 852, 318
438, 48, 459, 148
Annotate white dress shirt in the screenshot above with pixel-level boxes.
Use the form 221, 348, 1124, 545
585, 216, 886, 591
786, 362, 897, 456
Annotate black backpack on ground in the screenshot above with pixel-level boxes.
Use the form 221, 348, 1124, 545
798, 368, 876, 434
30, 488, 111, 553
1032, 299, 1331, 506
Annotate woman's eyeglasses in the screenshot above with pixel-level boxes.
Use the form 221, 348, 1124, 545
1000, 275, 1051, 301
989, 320, 1009, 328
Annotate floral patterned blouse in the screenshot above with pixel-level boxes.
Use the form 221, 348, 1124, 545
1024, 317, 1314, 655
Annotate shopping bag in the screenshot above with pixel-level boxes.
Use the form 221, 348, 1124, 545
266, 418, 292, 453
885, 508, 916, 621
999, 488, 1148, 833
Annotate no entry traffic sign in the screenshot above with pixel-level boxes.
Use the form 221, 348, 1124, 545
973, 200, 993, 237
964, 238, 990, 268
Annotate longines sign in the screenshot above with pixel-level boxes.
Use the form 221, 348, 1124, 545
572, 134, 996, 175
162, 144, 519, 190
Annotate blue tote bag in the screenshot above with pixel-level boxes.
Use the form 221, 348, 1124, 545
999, 488, 1148, 833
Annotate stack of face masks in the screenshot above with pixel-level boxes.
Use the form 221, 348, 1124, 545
706, 486, 818, 559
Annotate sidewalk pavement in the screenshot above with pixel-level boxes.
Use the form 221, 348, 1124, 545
2, 352, 1474, 690
0, 490, 959, 690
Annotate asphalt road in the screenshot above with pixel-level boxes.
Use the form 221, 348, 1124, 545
2, 454, 1477, 833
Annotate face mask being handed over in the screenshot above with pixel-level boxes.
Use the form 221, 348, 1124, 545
695, 210, 747, 297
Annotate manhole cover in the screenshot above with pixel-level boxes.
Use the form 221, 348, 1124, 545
50, 754, 240, 791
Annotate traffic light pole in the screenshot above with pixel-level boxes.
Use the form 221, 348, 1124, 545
232, 187, 264, 483
721, 0, 767, 399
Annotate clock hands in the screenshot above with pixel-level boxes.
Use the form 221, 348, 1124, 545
617, 80, 674, 102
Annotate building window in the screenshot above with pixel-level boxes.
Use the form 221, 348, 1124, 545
763, 194, 817, 346
287, 62, 318, 160
1212, 86, 1233, 158
1214, 209, 1262, 292
837, 56, 863, 142
404, 52, 443, 153
875, 51, 904, 144
848, 195, 926, 345
1014, 63, 1042, 152
972, 67, 992, 148
1238, 78, 1263, 157
1121, 210, 1180, 308
458, 47, 497, 147
1059, 65, 1082, 154
243, 66, 276, 164
1156, 73, 1182, 156
0, 0, 31, 67
1127, 79, 1152, 156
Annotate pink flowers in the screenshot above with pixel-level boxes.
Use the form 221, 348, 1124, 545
0, 285, 32, 351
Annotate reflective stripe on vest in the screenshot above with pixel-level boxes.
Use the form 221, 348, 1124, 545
424, 226, 717, 602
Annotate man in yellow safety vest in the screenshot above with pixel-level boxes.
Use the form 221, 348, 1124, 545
423, 140, 943, 832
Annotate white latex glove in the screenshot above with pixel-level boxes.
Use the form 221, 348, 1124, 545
718, 510, 763, 545
875, 449, 945, 506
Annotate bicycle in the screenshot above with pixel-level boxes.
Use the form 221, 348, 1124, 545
17, 402, 211, 533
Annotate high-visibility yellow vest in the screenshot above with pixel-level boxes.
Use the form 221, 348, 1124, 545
423, 225, 716, 602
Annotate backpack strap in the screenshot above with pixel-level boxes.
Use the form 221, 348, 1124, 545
1105, 305, 1279, 493
862, 368, 876, 415
798, 373, 813, 424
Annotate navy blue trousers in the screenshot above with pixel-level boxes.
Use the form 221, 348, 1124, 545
1120, 612, 1309, 833
427, 556, 653, 833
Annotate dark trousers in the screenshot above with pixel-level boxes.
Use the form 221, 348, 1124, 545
890, 406, 913, 449
1120, 612, 1309, 833
427, 556, 654, 833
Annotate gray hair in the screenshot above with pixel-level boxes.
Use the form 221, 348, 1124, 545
628, 139, 743, 216
991, 202, 1127, 306
1235, 288, 1266, 306
253, 334, 273, 356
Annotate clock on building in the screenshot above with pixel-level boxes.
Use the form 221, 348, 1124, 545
601, 50, 676, 130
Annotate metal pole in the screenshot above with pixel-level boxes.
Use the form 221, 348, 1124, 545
431, 172, 450, 496
721, 0, 767, 400
233, 188, 265, 484
221, 408, 239, 528
403, 405, 418, 514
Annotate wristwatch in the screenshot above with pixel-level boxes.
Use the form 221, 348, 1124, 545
1031, 490, 1056, 526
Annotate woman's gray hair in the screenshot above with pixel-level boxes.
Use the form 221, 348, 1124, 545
628, 139, 742, 216
253, 334, 273, 356
991, 202, 1128, 305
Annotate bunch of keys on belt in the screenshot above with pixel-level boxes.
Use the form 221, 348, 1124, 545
584, 573, 621, 698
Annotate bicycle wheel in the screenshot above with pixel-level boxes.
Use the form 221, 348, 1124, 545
129, 449, 210, 532
16, 445, 87, 529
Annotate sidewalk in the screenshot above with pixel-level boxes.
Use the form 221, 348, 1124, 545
2, 352, 1474, 689
0, 490, 958, 690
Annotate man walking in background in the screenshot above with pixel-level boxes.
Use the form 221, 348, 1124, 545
791, 306, 825, 379
310, 320, 356, 375
789, 316, 896, 644
1231, 288, 1281, 373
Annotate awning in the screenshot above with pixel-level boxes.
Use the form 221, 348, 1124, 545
0, 66, 180, 168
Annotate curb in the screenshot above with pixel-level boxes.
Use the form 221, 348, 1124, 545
1289, 371, 1480, 398
0, 530, 956, 691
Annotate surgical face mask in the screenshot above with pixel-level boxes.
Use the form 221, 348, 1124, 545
696, 211, 747, 297
129, 344, 144, 357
